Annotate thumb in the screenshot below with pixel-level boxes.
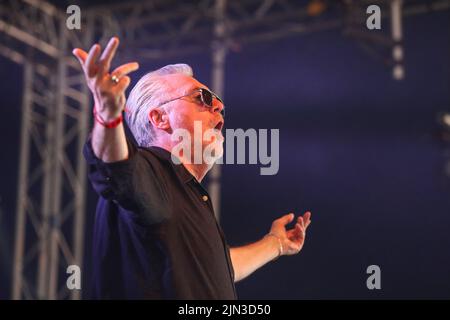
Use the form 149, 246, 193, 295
275, 213, 295, 227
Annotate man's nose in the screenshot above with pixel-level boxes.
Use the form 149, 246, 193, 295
212, 98, 224, 115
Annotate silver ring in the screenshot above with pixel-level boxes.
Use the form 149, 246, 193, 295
111, 75, 120, 84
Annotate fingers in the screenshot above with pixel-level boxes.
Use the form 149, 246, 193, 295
99, 37, 119, 74
294, 213, 309, 238
72, 48, 88, 66
273, 211, 311, 233
282, 211, 312, 255
86, 44, 101, 78
73, 37, 119, 77
286, 231, 302, 252
73, 38, 133, 81
303, 211, 312, 228
111, 62, 139, 78
295, 222, 305, 239
297, 216, 304, 228
292, 223, 302, 237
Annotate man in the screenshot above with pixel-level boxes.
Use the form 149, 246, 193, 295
73, 37, 311, 299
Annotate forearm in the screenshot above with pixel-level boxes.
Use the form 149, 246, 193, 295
230, 236, 279, 282
92, 120, 128, 162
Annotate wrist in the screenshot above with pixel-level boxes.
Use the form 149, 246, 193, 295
94, 103, 122, 120
93, 106, 123, 128
264, 233, 284, 261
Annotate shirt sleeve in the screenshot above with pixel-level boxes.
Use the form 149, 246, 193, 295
83, 134, 170, 224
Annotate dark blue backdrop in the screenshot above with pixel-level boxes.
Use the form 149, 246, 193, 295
1, 8, 449, 299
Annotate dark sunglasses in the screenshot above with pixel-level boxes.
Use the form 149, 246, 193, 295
156, 88, 225, 117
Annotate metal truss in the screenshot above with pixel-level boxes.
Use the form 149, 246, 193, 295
86, 0, 450, 63
12, 59, 90, 300
1, 0, 93, 300
1, 0, 449, 300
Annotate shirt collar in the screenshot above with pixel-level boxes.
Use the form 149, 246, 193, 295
146, 146, 195, 184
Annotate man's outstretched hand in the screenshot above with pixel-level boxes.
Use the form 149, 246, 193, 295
72, 37, 139, 121
269, 212, 312, 256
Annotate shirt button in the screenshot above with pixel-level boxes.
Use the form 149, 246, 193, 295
202, 195, 208, 202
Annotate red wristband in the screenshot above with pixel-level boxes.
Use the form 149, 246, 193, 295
93, 107, 123, 128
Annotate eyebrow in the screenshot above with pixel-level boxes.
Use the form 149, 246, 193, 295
183, 85, 200, 95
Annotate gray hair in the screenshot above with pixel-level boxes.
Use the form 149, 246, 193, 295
125, 63, 194, 147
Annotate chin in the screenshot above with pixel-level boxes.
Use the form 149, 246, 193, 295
214, 144, 224, 159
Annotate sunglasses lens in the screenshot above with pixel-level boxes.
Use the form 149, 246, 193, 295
200, 88, 225, 117
201, 89, 213, 106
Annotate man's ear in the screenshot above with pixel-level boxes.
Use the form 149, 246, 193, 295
148, 108, 171, 130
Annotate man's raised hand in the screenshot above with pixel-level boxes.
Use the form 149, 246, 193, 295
72, 37, 139, 121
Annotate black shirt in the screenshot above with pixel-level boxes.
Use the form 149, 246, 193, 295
83, 136, 237, 299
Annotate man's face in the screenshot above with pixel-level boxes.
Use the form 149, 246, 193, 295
162, 74, 225, 162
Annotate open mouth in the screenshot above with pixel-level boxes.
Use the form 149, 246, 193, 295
214, 120, 224, 131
